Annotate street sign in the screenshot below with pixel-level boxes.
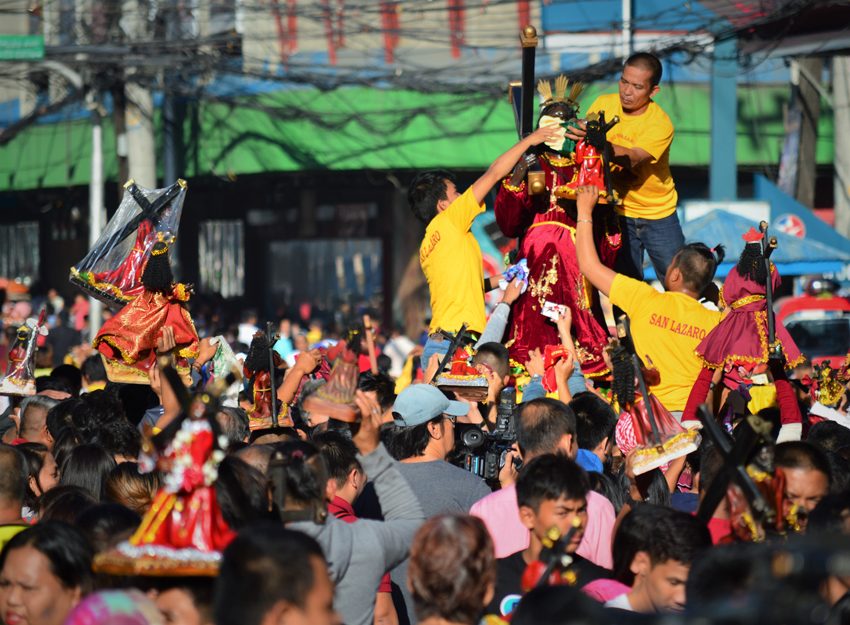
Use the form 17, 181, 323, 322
0, 35, 45, 61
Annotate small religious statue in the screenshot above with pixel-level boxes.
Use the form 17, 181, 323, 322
93, 235, 199, 385
564, 111, 620, 199
242, 331, 282, 431
0, 310, 48, 396
682, 228, 805, 429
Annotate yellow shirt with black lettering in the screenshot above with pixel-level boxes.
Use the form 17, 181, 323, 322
609, 274, 722, 411
420, 187, 486, 335
587, 93, 677, 220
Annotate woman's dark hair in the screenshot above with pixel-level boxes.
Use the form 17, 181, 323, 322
75, 503, 140, 553
46, 398, 84, 442
70, 390, 129, 442
38, 485, 98, 523
408, 514, 496, 625
16, 442, 55, 510
615, 465, 670, 509
0, 521, 94, 593
52, 426, 84, 469
385, 417, 442, 461
50, 364, 83, 396
512, 584, 605, 625
215, 455, 274, 529
60, 443, 117, 501
104, 462, 160, 515
141, 241, 174, 292
268, 441, 328, 521
588, 471, 625, 514
672, 242, 725, 294
92, 418, 141, 460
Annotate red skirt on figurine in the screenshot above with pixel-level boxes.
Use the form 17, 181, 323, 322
94, 285, 199, 384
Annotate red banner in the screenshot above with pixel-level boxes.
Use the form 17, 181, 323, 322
381, 2, 400, 64
448, 0, 465, 59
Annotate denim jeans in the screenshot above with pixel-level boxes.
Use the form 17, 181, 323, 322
615, 211, 686, 282
421, 336, 451, 371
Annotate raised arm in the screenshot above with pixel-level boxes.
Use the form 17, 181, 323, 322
470, 125, 560, 205
575, 186, 617, 297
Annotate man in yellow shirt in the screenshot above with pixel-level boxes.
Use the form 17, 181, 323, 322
570, 52, 685, 283
409, 125, 558, 366
574, 185, 724, 415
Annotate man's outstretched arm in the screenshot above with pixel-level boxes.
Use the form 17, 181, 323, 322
575, 186, 617, 297
470, 125, 560, 205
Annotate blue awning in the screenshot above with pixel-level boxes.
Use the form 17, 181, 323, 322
644, 209, 850, 280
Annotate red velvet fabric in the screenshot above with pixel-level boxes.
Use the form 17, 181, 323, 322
494, 155, 621, 376
696, 266, 803, 370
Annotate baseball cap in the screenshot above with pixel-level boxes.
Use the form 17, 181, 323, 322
392, 384, 469, 428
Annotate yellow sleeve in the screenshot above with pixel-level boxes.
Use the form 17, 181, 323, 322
609, 274, 658, 317
637, 109, 673, 161
586, 95, 605, 117
443, 187, 485, 232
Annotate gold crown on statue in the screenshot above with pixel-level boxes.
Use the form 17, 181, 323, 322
814, 364, 846, 407
151, 231, 176, 255
538, 75, 584, 108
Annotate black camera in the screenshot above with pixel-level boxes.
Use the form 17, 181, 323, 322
451, 387, 521, 482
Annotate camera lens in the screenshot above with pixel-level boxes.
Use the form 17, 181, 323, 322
461, 426, 485, 449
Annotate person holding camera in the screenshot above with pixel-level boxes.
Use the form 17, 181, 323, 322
385, 383, 514, 624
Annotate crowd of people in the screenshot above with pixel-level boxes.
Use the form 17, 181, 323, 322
1, 51, 850, 625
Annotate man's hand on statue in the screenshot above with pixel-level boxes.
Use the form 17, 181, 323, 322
353, 389, 382, 455
525, 348, 545, 378
502, 278, 525, 306
527, 124, 562, 147
565, 118, 587, 142
156, 326, 177, 354
196, 337, 218, 366
576, 185, 599, 216
293, 348, 322, 374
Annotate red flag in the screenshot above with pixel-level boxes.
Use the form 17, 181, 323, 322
517, 0, 530, 30
448, 0, 465, 59
381, 1, 400, 63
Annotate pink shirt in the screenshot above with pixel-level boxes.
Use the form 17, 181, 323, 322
470, 484, 615, 569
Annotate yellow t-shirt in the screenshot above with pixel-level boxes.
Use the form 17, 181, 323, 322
609, 274, 722, 411
587, 93, 677, 220
420, 187, 486, 334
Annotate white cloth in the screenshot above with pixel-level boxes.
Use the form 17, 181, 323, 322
605, 594, 634, 611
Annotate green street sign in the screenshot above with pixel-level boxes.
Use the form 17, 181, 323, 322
0, 35, 45, 61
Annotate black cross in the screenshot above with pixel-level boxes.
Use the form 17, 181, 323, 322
78, 180, 184, 270
696, 403, 773, 525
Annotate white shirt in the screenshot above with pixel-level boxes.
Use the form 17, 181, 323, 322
605, 594, 635, 611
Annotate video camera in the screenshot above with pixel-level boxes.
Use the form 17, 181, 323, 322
451, 387, 521, 482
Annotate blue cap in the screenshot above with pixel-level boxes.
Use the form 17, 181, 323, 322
392, 384, 469, 427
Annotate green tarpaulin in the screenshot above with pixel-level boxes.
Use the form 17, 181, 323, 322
0, 82, 834, 191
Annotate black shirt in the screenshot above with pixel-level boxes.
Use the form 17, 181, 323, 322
487, 550, 612, 618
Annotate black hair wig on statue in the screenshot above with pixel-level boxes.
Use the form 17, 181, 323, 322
244, 333, 270, 373
736, 242, 768, 285
141, 241, 174, 293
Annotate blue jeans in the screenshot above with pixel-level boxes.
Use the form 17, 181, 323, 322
615, 211, 686, 282
421, 336, 451, 372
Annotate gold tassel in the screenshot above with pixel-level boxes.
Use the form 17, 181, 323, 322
554, 75, 569, 101
537, 79, 553, 105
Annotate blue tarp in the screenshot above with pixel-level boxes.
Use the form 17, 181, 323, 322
754, 174, 850, 252
644, 209, 850, 280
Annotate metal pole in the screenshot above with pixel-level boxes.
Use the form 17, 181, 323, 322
621, 0, 632, 60
88, 105, 104, 341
